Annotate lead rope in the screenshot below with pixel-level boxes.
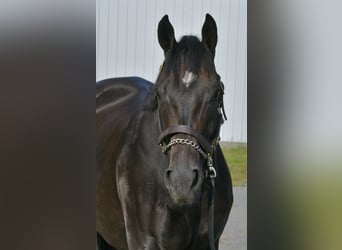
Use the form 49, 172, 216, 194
208, 177, 216, 250
208, 151, 216, 250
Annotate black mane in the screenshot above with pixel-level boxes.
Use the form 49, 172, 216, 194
174, 36, 206, 74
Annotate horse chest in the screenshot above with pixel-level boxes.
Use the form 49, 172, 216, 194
154, 209, 193, 250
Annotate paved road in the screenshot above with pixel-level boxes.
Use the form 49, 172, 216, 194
219, 187, 247, 250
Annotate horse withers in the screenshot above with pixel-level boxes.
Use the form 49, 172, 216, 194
96, 14, 233, 250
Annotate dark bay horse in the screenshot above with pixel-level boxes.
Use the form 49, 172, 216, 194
96, 14, 233, 250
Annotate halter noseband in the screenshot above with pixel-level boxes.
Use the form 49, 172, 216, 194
158, 125, 217, 178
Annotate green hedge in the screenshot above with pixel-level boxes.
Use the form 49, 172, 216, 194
221, 145, 247, 186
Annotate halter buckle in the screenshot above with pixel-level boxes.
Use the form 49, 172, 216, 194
208, 166, 216, 178
206, 154, 216, 178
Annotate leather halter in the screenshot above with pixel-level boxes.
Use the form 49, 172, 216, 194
158, 125, 217, 179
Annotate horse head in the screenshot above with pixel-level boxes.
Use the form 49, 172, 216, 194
145, 14, 226, 208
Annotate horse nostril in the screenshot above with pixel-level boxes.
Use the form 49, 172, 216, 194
165, 169, 172, 182
191, 169, 199, 189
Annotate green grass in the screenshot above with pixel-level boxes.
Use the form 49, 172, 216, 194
220, 144, 247, 186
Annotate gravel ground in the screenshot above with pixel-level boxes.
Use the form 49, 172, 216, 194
219, 186, 247, 250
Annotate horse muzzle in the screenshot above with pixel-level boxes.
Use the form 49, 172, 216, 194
163, 146, 204, 207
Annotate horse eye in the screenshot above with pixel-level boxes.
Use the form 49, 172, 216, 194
210, 89, 221, 102
215, 89, 221, 99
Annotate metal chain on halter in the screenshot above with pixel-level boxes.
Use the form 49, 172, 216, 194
160, 138, 217, 178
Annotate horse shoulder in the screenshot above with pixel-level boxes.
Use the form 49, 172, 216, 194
96, 77, 153, 249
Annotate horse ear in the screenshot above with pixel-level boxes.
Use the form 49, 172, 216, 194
201, 14, 218, 57
158, 15, 176, 53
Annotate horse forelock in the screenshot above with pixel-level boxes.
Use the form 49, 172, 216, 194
156, 35, 216, 88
